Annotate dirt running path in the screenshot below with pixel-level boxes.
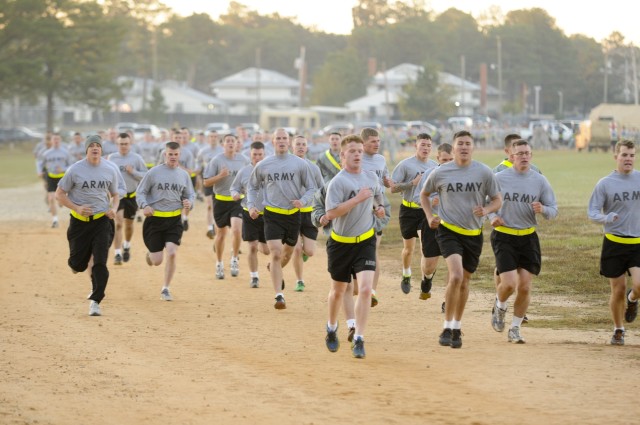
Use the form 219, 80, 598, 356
0, 183, 637, 425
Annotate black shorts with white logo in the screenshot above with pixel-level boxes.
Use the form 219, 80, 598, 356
600, 236, 640, 278
47, 176, 61, 192
242, 209, 266, 243
399, 204, 425, 239
263, 209, 300, 246
142, 216, 183, 253
326, 236, 377, 283
491, 230, 541, 276
117, 196, 138, 220
436, 224, 483, 273
213, 199, 243, 228
300, 211, 319, 240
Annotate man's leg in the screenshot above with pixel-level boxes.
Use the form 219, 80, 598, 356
267, 239, 287, 308
163, 242, 178, 289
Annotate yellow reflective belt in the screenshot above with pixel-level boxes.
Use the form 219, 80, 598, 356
331, 228, 374, 244
146, 163, 155, 168
152, 209, 181, 218
500, 159, 513, 168
605, 233, 640, 244
494, 226, 535, 236
325, 150, 341, 171
299, 206, 313, 212
265, 205, 299, 215
243, 207, 263, 215
190, 172, 196, 178
440, 220, 482, 236
124, 191, 136, 199
402, 199, 421, 209
70, 210, 105, 222
215, 194, 243, 201
48, 172, 65, 178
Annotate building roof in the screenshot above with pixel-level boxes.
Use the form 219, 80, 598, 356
211, 67, 300, 89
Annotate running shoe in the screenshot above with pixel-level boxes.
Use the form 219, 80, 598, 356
230, 257, 239, 277
610, 329, 625, 346
160, 288, 173, 301
51, 220, 59, 229
274, 294, 286, 310
250, 277, 259, 288
352, 338, 365, 359
114, 254, 123, 266
441, 301, 445, 313
625, 288, 638, 323
419, 274, 433, 300
146, 252, 152, 266
89, 300, 101, 316
491, 299, 507, 332
216, 263, 224, 280
450, 329, 462, 349
508, 326, 525, 344
206, 229, 215, 239
371, 293, 379, 307
295, 280, 305, 292
182, 220, 189, 231
123, 247, 130, 262
347, 326, 356, 342
325, 326, 340, 352
302, 253, 309, 262
401, 275, 411, 294
439, 328, 452, 346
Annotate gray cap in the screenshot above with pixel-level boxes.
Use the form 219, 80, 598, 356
85, 134, 102, 152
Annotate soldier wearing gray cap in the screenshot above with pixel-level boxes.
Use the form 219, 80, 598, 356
55, 134, 120, 317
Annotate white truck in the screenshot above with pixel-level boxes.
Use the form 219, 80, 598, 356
520, 120, 573, 146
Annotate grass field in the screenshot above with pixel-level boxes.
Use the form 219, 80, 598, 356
0, 145, 619, 329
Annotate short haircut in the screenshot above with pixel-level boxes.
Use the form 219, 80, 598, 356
341, 134, 364, 148
416, 133, 432, 141
511, 139, 529, 149
453, 130, 473, 140
293, 135, 307, 142
360, 127, 379, 140
74, 132, 81, 136
118, 132, 130, 140
329, 132, 342, 137
438, 143, 452, 154
615, 139, 635, 153
250, 141, 265, 150
165, 141, 180, 150
222, 133, 237, 140
504, 133, 522, 148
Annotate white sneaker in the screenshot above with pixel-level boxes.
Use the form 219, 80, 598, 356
230, 257, 239, 277
160, 288, 173, 301
216, 263, 224, 279
89, 300, 101, 316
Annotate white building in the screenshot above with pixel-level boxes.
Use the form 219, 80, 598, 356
346, 63, 501, 120
210, 67, 308, 116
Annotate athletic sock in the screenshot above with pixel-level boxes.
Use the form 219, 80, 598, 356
346, 319, 356, 329
250, 271, 258, 278
123, 241, 131, 249
497, 299, 508, 310
451, 320, 461, 330
208, 225, 214, 231
115, 249, 122, 256
403, 267, 411, 277
327, 322, 338, 332
629, 291, 638, 303
512, 316, 524, 328
444, 320, 452, 329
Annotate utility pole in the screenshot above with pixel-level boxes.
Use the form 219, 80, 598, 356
534, 85, 541, 116
497, 35, 503, 118
382, 61, 390, 120
255, 47, 261, 123
460, 55, 465, 115
631, 43, 639, 105
296, 46, 306, 108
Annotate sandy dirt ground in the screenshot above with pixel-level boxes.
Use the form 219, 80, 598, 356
1, 183, 639, 425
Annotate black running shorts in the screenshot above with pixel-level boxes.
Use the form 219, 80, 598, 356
213, 199, 243, 228
242, 209, 266, 243
263, 209, 300, 246
326, 236, 377, 283
491, 230, 541, 276
117, 197, 138, 220
435, 224, 483, 273
399, 204, 425, 240
420, 219, 441, 258
142, 216, 183, 253
600, 236, 640, 278
299, 211, 319, 240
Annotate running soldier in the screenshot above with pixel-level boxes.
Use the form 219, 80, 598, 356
247, 128, 316, 310
316, 132, 343, 183
421, 131, 502, 348
389, 133, 438, 294
324, 134, 385, 359
291, 135, 324, 292
136, 141, 195, 302
588, 139, 640, 345
55, 135, 120, 316
489, 140, 558, 343
41, 133, 75, 228
196, 130, 222, 239
230, 141, 270, 288
107, 133, 147, 265
203, 134, 249, 279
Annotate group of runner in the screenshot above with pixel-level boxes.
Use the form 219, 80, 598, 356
37, 124, 640, 356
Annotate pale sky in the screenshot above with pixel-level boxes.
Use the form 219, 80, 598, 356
161, 0, 639, 45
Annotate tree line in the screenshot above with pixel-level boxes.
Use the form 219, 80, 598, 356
0, 0, 636, 131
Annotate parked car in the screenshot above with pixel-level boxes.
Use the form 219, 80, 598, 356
354, 121, 383, 133
318, 122, 354, 136
114, 122, 138, 134
0, 127, 44, 143
133, 124, 161, 141
239, 122, 261, 134
520, 120, 574, 145
205, 122, 230, 133
406, 120, 441, 144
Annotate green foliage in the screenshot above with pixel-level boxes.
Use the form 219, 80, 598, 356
310, 48, 367, 106
399, 62, 456, 119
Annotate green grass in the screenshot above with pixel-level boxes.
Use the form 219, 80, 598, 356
0, 143, 40, 188
381, 148, 617, 330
